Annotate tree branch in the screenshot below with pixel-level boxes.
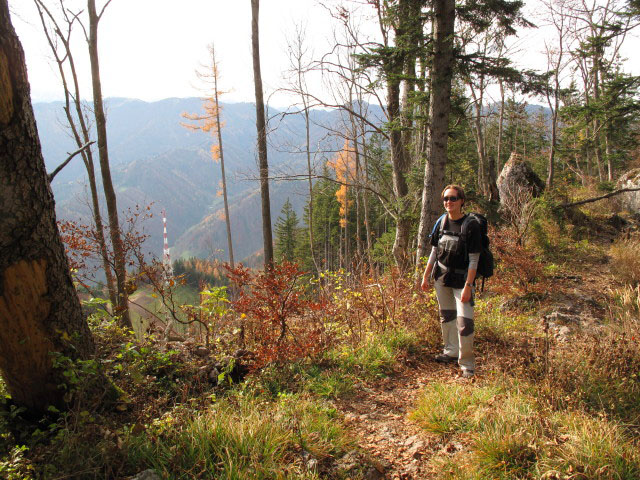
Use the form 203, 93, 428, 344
556, 187, 640, 209
48, 141, 95, 181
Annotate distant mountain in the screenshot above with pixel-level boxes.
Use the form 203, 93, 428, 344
34, 97, 380, 264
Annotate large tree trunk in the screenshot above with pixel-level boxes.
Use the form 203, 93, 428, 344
388, 0, 421, 271
251, 0, 274, 270
415, 0, 455, 268
87, 0, 130, 327
0, 0, 95, 412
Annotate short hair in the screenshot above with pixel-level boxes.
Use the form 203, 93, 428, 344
441, 184, 466, 205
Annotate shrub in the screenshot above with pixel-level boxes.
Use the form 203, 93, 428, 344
490, 226, 548, 295
226, 262, 328, 368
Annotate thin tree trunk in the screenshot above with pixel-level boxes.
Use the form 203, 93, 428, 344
250, 0, 274, 270
1, 0, 97, 412
605, 132, 612, 181
87, 0, 130, 327
212, 51, 235, 270
359, 118, 374, 270
388, 76, 411, 271
497, 80, 505, 172
349, 113, 363, 263
547, 109, 558, 188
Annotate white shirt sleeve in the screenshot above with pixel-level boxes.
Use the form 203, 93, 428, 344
468, 252, 480, 271
427, 246, 437, 266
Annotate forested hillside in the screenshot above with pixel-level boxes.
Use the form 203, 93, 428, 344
2, 0, 640, 479
35, 98, 360, 262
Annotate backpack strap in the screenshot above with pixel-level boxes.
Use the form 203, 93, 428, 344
430, 213, 447, 240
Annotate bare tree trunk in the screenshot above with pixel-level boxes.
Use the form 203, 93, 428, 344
87, 0, 130, 327
547, 108, 558, 188
415, 0, 455, 268
349, 113, 363, 263
497, 80, 505, 172
605, 132, 612, 181
251, 0, 274, 270
211, 51, 235, 270
303, 100, 319, 273
0, 0, 97, 412
359, 118, 374, 270
388, 77, 412, 270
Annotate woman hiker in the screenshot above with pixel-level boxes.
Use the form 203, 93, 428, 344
421, 185, 482, 379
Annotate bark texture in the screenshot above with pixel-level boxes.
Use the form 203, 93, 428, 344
415, 0, 455, 267
0, 0, 94, 412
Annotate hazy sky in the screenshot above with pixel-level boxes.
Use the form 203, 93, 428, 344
9, 0, 640, 107
11, 0, 338, 106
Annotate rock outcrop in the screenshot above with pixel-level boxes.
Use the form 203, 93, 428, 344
617, 168, 640, 213
497, 152, 545, 204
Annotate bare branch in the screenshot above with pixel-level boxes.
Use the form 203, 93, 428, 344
556, 187, 640, 208
48, 141, 95, 181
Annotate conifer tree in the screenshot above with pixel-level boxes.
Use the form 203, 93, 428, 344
274, 199, 300, 263
182, 43, 235, 269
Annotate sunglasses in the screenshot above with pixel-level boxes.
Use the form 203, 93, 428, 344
443, 196, 460, 202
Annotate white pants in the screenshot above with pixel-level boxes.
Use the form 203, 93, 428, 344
434, 276, 475, 372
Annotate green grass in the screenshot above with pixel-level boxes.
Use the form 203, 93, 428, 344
475, 297, 537, 338
409, 381, 505, 435
411, 379, 640, 480
256, 329, 420, 400
330, 329, 420, 378
125, 392, 353, 479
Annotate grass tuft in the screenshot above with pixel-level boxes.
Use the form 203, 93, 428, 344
413, 378, 640, 480
126, 392, 352, 479
609, 238, 640, 286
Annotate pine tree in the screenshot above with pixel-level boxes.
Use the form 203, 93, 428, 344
275, 199, 300, 263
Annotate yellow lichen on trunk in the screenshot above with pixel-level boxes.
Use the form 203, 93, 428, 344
0, 259, 59, 408
0, 48, 14, 125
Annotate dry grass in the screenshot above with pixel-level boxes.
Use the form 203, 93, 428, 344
609, 238, 640, 286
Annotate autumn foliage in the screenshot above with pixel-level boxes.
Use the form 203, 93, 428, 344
327, 139, 356, 228
58, 205, 152, 291
224, 261, 327, 368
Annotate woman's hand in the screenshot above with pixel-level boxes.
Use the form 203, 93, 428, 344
461, 284, 472, 303
421, 272, 432, 291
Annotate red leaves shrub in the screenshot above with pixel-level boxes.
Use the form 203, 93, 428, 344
225, 261, 327, 368
490, 226, 548, 295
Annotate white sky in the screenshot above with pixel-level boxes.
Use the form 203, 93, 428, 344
9, 0, 640, 108
10, 0, 343, 107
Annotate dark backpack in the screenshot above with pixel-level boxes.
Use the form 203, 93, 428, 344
433, 212, 494, 290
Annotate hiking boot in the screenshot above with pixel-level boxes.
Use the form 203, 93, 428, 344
461, 370, 475, 379
435, 354, 457, 364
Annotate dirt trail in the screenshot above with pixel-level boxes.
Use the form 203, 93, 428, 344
334, 253, 618, 479
336, 358, 468, 479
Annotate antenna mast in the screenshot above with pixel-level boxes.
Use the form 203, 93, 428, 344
162, 209, 174, 279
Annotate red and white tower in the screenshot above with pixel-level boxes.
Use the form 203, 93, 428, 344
162, 210, 174, 279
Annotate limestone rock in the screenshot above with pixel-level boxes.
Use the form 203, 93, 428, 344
497, 152, 545, 203
131, 470, 161, 480
617, 168, 640, 213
